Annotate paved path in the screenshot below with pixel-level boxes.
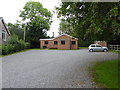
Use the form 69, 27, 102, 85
2, 49, 119, 88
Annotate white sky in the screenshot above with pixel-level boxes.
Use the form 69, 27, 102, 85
0, 0, 61, 37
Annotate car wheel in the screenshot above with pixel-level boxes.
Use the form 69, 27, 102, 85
103, 49, 108, 52
89, 49, 93, 52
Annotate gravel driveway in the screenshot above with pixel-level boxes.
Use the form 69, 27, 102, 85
2, 49, 119, 88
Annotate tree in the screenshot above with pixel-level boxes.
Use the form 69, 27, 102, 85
8, 21, 23, 40
56, 2, 120, 45
20, 1, 52, 48
59, 20, 75, 35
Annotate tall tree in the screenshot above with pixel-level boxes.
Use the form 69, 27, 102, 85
8, 21, 23, 40
20, 1, 52, 48
59, 20, 75, 35
56, 2, 120, 45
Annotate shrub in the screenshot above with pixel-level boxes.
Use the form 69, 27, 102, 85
79, 41, 91, 47
2, 35, 30, 55
0, 45, 2, 55
25, 42, 30, 49
42, 46, 47, 49
2, 44, 15, 55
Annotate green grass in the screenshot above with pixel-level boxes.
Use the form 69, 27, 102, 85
79, 47, 88, 49
92, 60, 119, 88
110, 50, 120, 54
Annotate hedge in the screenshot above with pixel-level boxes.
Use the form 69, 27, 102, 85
1, 42, 30, 55
1, 35, 30, 55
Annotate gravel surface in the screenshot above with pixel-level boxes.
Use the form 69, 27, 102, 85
2, 49, 119, 88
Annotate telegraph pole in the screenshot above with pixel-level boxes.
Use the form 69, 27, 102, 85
53, 32, 54, 38
23, 23, 26, 42
24, 26, 26, 41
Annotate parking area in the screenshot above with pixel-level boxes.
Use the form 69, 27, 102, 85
2, 49, 119, 88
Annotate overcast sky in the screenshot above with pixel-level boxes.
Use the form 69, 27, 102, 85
0, 0, 61, 37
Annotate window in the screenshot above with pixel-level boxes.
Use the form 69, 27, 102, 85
2, 31, 6, 41
43, 46, 47, 49
91, 45, 95, 47
45, 41, 48, 44
96, 45, 102, 47
71, 41, 76, 45
54, 41, 58, 45
61, 40, 65, 45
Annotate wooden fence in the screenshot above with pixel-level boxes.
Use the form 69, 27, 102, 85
109, 45, 120, 51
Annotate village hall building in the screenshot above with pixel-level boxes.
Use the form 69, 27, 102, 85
40, 34, 78, 50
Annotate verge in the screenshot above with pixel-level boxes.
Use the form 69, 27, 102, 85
90, 60, 119, 88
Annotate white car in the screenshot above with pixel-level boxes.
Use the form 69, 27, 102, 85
88, 44, 108, 52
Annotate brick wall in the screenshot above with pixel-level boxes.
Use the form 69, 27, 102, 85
40, 35, 78, 49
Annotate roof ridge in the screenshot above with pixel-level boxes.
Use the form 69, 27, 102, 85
40, 34, 78, 41
53, 34, 78, 40
0, 17, 11, 36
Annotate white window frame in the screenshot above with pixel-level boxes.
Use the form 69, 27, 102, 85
2, 31, 6, 41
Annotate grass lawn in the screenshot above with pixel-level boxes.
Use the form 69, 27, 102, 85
110, 50, 120, 54
79, 47, 88, 49
92, 60, 119, 88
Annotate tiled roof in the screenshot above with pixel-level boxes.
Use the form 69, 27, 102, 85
40, 34, 78, 41
0, 17, 11, 36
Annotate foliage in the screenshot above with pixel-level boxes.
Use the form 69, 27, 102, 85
2, 44, 15, 55
2, 35, 30, 55
78, 47, 88, 49
56, 2, 120, 45
92, 60, 119, 88
0, 45, 2, 55
20, 1, 52, 48
59, 20, 75, 36
8, 21, 23, 40
110, 50, 120, 54
79, 41, 91, 47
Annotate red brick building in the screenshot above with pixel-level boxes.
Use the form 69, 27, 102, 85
40, 34, 78, 49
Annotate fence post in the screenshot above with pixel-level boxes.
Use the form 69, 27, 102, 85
109, 45, 120, 51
